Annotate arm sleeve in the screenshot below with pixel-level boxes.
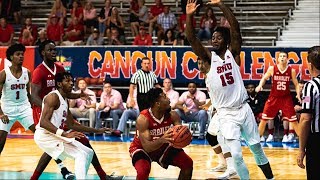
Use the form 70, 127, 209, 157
130, 72, 138, 84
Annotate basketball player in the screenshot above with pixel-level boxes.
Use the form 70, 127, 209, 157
129, 88, 193, 180
31, 40, 116, 180
0, 44, 35, 154
185, 0, 274, 179
255, 52, 300, 141
34, 72, 108, 179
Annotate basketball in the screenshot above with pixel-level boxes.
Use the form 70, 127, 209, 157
171, 125, 192, 149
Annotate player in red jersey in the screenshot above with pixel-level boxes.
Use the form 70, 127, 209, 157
256, 51, 301, 141
30, 40, 121, 180
129, 88, 193, 180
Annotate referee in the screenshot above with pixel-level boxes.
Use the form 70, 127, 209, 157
297, 46, 320, 180
129, 57, 160, 111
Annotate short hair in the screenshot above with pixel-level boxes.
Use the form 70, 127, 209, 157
147, 88, 163, 108
307, 46, 320, 70
6, 43, 26, 61
188, 81, 198, 87
213, 26, 231, 46
38, 40, 55, 59
55, 72, 73, 88
279, 51, 288, 57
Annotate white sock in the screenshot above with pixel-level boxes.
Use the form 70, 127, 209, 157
226, 157, 234, 170
217, 153, 226, 165
57, 162, 65, 169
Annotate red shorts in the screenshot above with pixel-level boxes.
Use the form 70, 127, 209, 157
32, 105, 41, 125
262, 95, 297, 122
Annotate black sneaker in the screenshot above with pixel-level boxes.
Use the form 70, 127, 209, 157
61, 167, 75, 180
106, 172, 124, 180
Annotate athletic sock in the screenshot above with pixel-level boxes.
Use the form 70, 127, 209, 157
217, 153, 226, 165
30, 170, 41, 180
258, 162, 274, 179
289, 129, 295, 134
284, 129, 289, 135
268, 128, 274, 135
94, 165, 107, 179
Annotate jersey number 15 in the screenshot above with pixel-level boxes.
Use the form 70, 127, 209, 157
220, 72, 234, 87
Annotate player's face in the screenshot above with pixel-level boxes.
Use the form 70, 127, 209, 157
78, 79, 87, 90
61, 76, 74, 93
12, 51, 24, 66
211, 32, 225, 51
103, 83, 112, 94
246, 84, 255, 95
188, 83, 196, 94
197, 59, 209, 74
44, 43, 57, 62
157, 93, 170, 110
277, 52, 288, 65
163, 79, 172, 89
141, 59, 150, 71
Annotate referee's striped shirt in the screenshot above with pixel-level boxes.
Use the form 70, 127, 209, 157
302, 76, 320, 133
130, 69, 159, 94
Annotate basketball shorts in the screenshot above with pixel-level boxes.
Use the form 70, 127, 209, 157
262, 95, 297, 122
32, 105, 41, 125
207, 113, 219, 136
0, 104, 34, 133
216, 103, 260, 146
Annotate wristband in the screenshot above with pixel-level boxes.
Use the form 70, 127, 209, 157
56, 129, 64, 136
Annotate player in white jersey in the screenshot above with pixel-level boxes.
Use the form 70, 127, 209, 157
185, 0, 274, 179
34, 72, 109, 179
0, 44, 34, 154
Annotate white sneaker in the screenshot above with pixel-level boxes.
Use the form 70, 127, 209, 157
260, 136, 266, 142
210, 163, 227, 172
282, 134, 289, 143
266, 134, 274, 142
287, 133, 295, 143
217, 168, 238, 179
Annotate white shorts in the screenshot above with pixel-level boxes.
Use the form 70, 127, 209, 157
216, 103, 260, 146
0, 104, 34, 132
207, 113, 219, 136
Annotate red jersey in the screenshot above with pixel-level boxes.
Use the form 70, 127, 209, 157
150, 4, 164, 17
129, 109, 173, 157
32, 62, 65, 101
270, 65, 292, 97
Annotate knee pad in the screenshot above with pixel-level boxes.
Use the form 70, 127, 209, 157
206, 133, 219, 147
249, 143, 269, 165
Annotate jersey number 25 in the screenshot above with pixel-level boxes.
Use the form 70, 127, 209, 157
220, 72, 234, 87
276, 82, 286, 90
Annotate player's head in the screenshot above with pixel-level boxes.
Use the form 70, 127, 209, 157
6, 43, 26, 65
163, 78, 172, 90
277, 51, 288, 65
147, 88, 170, 110
197, 57, 210, 74
298, 79, 305, 93
187, 82, 197, 94
211, 26, 231, 52
141, 57, 150, 71
55, 72, 74, 93
307, 46, 320, 75
39, 40, 56, 62
246, 83, 256, 95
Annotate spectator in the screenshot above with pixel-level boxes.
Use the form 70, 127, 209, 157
197, 7, 217, 41
133, 25, 152, 45
96, 81, 125, 129
46, 15, 64, 45
61, 17, 84, 46
106, 7, 125, 40
176, 12, 195, 45
83, 1, 98, 34
86, 28, 104, 45
161, 28, 177, 46
156, 6, 177, 45
49, 0, 67, 25
35, 29, 48, 46
246, 83, 265, 123
20, 17, 38, 45
130, 0, 148, 36
128, 0, 139, 32
108, 28, 125, 45
11, 0, 22, 24
98, 0, 112, 37
181, 0, 202, 15
162, 78, 179, 109
69, 78, 97, 128
70, 0, 84, 23
0, 18, 14, 46
112, 89, 139, 137
148, 0, 164, 35
19, 29, 34, 46
175, 82, 208, 139
220, 16, 230, 28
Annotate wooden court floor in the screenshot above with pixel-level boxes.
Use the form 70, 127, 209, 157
0, 137, 306, 179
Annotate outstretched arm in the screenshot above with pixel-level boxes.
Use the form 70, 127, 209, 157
291, 69, 301, 103
185, 0, 211, 63
256, 66, 274, 92
209, 0, 242, 65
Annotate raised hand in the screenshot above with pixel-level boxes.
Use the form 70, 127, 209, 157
206, 0, 222, 6
186, 0, 200, 15
64, 131, 85, 139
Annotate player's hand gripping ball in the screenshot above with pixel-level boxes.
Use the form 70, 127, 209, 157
171, 125, 192, 149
